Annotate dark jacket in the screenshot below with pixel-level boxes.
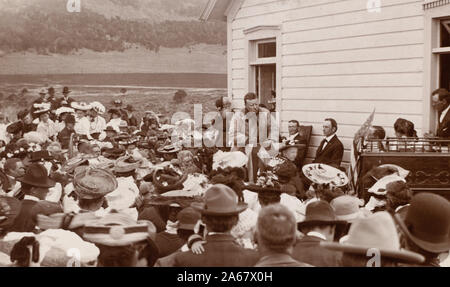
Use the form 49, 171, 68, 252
313, 135, 344, 168
166, 233, 260, 267
437, 109, 450, 138
57, 127, 74, 149
57, 97, 75, 108
9, 199, 62, 232
255, 253, 312, 267
292, 235, 343, 267
154, 232, 185, 258
290, 133, 308, 169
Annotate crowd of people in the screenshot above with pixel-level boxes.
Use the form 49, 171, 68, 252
0, 86, 448, 267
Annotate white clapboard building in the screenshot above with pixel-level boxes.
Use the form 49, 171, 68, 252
200, 0, 450, 164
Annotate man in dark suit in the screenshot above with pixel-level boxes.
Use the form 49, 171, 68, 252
155, 184, 259, 267
313, 118, 344, 168
285, 120, 308, 169
431, 88, 450, 138
57, 87, 75, 108
9, 163, 62, 232
292, 201, 345, 267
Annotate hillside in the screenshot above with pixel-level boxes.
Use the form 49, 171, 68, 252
0, 0, 226, 56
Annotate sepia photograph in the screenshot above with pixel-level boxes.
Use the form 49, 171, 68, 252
0, 0, 449, 270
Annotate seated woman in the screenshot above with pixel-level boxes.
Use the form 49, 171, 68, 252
387, 118, 420, 152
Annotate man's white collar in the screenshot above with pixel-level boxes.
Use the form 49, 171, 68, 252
325, 133, 336, 142
307, 231, 327, 241
24, 195, 40, 202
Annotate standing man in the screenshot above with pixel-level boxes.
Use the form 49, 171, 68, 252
156, 184, 259, 267
430, 88, 450, 138
313, 118, 344, 169
58, 87, 75, 108
292, 201, 345, 267
229, 92, 277, 182
285, 120, 308, 169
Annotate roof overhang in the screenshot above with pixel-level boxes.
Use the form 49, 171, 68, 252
423, 0, 450, 10
199, 0, 234, 22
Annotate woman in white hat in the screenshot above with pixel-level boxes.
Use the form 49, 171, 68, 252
35, 107, 58, 141
88, 105, 107, 140
71, 102, 93, 140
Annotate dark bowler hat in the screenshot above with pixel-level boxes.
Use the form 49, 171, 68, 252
191, 184, 247, 216
297, 200, 346, 230
394, 193, 450, 253
48, 87, 55, 94
62, 87, 71, 94
17, 163, 55, 188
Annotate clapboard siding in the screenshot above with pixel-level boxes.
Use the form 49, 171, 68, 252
282, 44, 423, 66
282, 72, 423, 88
283, 30, 424, 55
283, 1, 423, 32
283, 16, 424, 44
283, 58, 423, 77
228, 0, 425, 163
281, 99, 423, 115
282, 87, 423, 101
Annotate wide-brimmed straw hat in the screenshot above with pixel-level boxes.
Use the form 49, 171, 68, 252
17, 163, 55, 188
71, 102, 92, 111
62, 156, 89, 175
55, 107, 75, 117
83, 213, 155, 247
157, 144, 180, 154
297, 200, 346, 229
321, 212, 425, 264
114, 155, 143, 173
73, 166, 118, 200
191, 184, 247, 216
302, 163, 348, 187
394, 193, 450, 254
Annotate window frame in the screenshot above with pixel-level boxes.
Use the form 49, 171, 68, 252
424, 5, 450, 135
243, 25, 281, 115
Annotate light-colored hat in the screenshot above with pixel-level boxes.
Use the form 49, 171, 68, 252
302, 163, 348, 187
212, 150, 248, 170
330, 195, 368, 222
191, 184, 248, 215
55, 107, 75, 116
90, 101, 105, 115
368, 174, 405, 195
24, 131, 48, 144
321, 212, 425, 264
83, 213, 156, 247
33, 103, 51, 116
38, 88, 47, 95
73, 166, 118, 199
71, 102, 92, 111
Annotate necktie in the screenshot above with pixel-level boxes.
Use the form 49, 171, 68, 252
320, 139, 328, 153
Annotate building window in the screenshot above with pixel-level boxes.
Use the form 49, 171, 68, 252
258, 42, 276, 58
435, 19, 450, 91
250, 39, 277, 110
